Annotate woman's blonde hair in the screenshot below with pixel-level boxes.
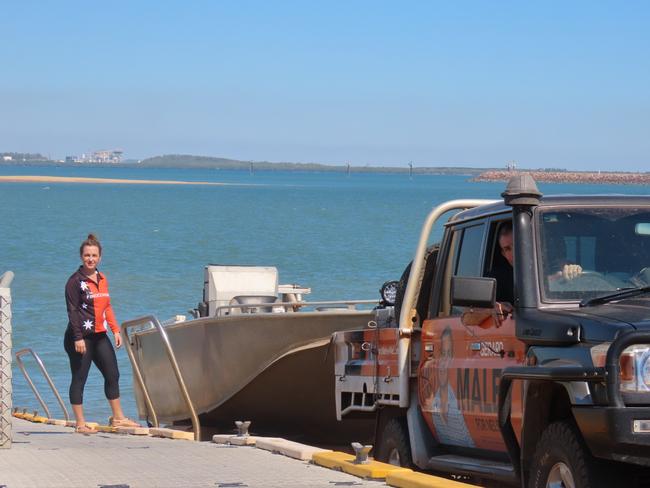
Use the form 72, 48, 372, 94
79, 233, 102, 256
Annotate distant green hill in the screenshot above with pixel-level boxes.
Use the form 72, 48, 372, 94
139, 154, 492, 175
140, 154, 254, 169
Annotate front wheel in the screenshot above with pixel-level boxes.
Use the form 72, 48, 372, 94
374, 418, 412, 467
528, 421, 602, 488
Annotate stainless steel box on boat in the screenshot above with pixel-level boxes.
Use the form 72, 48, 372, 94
203, 265, 279, 316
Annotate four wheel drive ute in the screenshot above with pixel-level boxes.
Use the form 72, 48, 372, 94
334, 175, 650, 487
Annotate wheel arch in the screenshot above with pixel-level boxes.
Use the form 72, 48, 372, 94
374, 385, 439, 469
520, 380, 579, 480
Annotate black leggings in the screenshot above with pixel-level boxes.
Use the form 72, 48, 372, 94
64, 329, 120, 405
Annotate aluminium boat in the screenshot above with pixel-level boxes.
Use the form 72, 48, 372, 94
123, 265, 378, 442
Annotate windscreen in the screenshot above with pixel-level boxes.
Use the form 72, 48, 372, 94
538, 207, 650, 301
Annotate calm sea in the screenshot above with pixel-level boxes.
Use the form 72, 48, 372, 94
2, 165, 649, 423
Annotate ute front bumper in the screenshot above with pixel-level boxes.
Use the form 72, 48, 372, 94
574, 405, 650, 466
571, 330, 650, 467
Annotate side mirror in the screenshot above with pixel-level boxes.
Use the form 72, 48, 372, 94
451, 276, 496, 309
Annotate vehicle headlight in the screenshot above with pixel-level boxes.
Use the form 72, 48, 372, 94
592, 343, 650, 393
380, 280, 399, 306
620, 346, 650, 392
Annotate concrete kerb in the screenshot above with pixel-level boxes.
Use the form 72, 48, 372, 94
210, 434, 479, 487
310, 448, 479, 487
211, 433, 332, 461
212, 433, 259, 446
255, 437, 332, 461
115, 425, 149, 435
46, 418, 67, 426
149, 426, 194, 441
386, 470, 479, 488
312, 450, 412, 479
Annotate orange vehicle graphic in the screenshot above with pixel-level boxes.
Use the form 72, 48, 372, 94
419, 316, 525, 451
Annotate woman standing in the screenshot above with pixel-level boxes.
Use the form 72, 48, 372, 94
64, 234, 139, 433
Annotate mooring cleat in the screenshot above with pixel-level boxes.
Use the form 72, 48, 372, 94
235, 420, 251, 437
351, 442, 372, 464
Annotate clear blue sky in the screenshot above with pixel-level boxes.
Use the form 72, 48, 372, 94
1, 1, 648, 170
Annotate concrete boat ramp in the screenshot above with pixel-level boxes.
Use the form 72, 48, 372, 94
2, 418, 385, 488
2, 417, 477, 488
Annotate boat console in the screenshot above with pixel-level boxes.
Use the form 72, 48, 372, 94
193, 265, 311, 318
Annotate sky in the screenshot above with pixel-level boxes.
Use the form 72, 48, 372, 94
1, 1, 649, 170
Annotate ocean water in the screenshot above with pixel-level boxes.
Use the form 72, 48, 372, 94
2, 165, 649, 423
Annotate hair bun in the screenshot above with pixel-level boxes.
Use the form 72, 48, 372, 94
80, 233, 102, 256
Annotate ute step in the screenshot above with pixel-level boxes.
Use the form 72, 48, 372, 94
427, 454, 517, 484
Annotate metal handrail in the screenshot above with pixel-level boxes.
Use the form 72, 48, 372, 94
214, 299, 377, 316
121, 318, 158, 428
14, 348, 69, 421
122, 315, 200, 441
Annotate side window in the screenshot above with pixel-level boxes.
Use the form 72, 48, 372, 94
437, 229, 460, 317
455, 224, 485, 277
485, 218, 513, 275
438, 223, 485, 317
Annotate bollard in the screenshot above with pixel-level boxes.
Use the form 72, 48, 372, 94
235, 420, 251, 437
351, 442, 373, 464
0, 271, 14, 449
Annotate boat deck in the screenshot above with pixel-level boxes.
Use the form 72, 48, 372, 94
1, 419, 385, 488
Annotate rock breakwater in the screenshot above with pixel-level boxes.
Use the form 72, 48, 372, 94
474, 170, 650, 185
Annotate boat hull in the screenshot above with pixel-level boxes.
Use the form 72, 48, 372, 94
130, 310, 375, 442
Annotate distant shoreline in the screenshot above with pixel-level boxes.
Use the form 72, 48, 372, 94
0, 175, 237, 186
474, 170, 650, 185
3, 168, 650, 187
0, 160, 488, 176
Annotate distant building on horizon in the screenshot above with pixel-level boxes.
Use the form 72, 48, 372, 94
1, 152, 49, 162
65, 149, 123, 164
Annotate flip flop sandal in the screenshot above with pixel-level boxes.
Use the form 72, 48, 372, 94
75, 425, 98, 435
108, 416, 140, 428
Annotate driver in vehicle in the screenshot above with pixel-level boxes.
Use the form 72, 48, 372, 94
466, 222, 584, 327
488, 222, 514, 311
548, 263, 583, 282
492, 221, 584, 302
461, 223, 514, 327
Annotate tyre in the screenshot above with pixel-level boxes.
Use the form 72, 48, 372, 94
394, 243, 439, 326
375, 418, 412, 467
528, 421, 601, 488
